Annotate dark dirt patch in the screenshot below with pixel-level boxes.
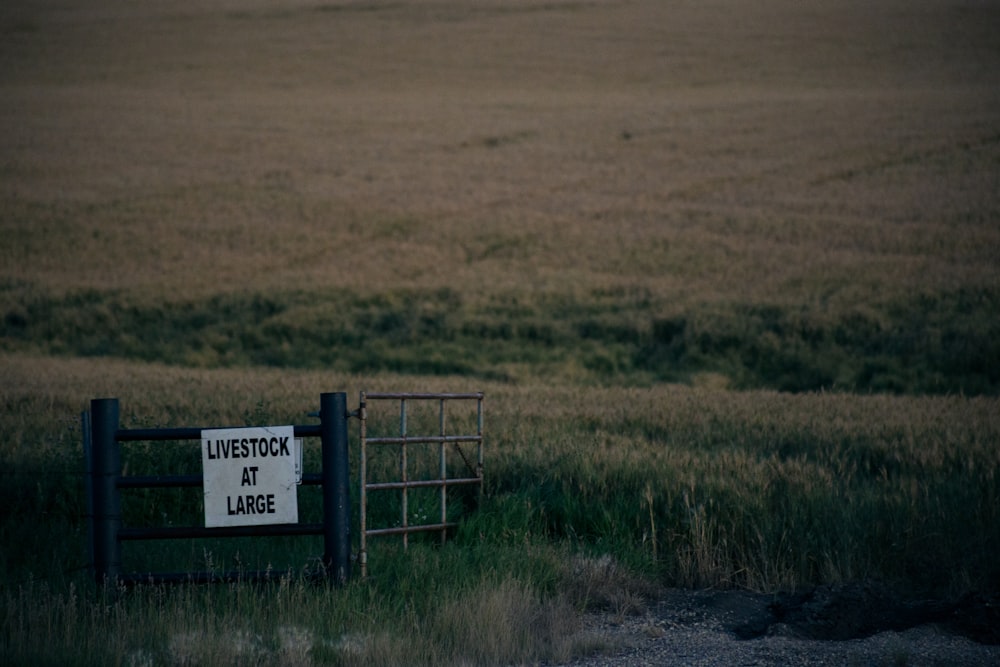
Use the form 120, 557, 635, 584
678, 582, 1000, 645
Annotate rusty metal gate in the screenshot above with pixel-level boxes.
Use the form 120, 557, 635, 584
358, 392, 483, 578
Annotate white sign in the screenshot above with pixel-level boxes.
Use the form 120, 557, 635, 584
201, 425, 298, 528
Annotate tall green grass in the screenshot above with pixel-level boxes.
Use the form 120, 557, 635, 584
2, 357, 998, 663
2, 558, 589, 666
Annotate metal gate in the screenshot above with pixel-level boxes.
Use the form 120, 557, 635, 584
358, 392, 483, 578
84, 391, 483, 586
84, 393, 352, 587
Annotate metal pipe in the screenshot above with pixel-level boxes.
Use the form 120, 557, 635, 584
399, 398, 408, 550
118, 569, 296, 587
363, 392, 483, 400
362, 434, 482, 445
359, 391, 368, 578
439, 398, 447, 545
116, 424, 322, 441
91, 398, 122, 587
320, 392, 351, 586
365, 522, 457, 537
365, 477, 482, 491
119, 523, 324, 541
82, 410, 94, 583
117, 474, 202, 489
477, 396, 485, 504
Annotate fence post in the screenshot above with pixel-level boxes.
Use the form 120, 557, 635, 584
91, 398, 122, 587
320, 392, 351, 585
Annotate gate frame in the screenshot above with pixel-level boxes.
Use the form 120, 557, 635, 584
85, 392, 352, 587
358, 391, 483, 578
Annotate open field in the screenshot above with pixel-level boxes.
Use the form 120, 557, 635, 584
2, 0, 1000, 664
3, 0, 999, 392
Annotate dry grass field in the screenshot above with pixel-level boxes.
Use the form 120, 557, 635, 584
3, 0, 998, 299
2, 0, 1000, 664
3, 0, 999, 391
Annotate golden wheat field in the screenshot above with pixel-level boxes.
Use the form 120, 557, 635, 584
3, 0, 998, 306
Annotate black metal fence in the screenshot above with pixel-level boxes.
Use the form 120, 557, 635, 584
84, 392, 352, 587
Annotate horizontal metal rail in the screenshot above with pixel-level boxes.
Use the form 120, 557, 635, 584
365, 477, 481, 491
362, 392, 483, 400
116, 424, 322, 442
364, 434, 482, 445
119, 569, 296, 586
118, 474, 203, 489
119, 523, 324, 541
365, 522, 457, 538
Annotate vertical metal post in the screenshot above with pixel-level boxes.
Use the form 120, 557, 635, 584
439, 399, 447, 545
399, 398, 408, 550
91, 398, 122, 587
320, 392, 351, 585
477, 396, 484, 503
358, 391, 368, 579
81, 410, 94, 580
